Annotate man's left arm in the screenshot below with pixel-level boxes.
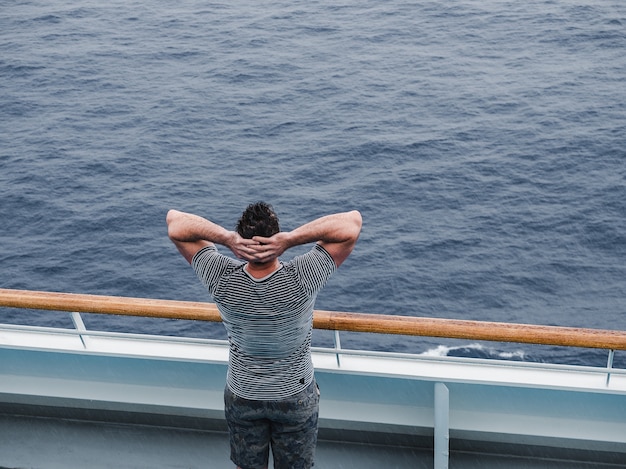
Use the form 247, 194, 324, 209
249, 210, 362, 267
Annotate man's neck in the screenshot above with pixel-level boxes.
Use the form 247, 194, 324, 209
245, 258, 281, 279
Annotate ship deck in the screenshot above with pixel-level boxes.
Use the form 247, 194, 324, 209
0, 410, 622, 469
1, 290, 625, 468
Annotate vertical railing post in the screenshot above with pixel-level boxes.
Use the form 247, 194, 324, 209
606, 349, 615, 386
71, 312, 88, 349
434, 382, 450, 469
334, 330, 342, 367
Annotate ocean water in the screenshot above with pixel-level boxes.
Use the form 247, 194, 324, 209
1, 0, 625, 366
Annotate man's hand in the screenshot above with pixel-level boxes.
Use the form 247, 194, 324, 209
244, 232, 290, 263
226, 232, 264, 262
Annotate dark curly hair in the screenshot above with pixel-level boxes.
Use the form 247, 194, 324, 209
235, 202, 280, 239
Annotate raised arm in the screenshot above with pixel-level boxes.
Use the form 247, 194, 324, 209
251, 210, 362, 267
166, 209, 257, 263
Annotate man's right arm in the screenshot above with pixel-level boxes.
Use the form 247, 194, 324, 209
250, 210, 362, 267
166, 209, 258, 264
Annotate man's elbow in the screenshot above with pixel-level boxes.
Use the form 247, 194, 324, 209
166, 209, 180, 225
348, 210, 363, 240
166, 210, 183, 241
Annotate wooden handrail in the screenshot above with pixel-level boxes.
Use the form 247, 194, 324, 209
1, 288, 625, 351
0, 288, 222, 322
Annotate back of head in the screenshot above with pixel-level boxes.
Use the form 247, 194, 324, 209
236, 202, 280, 239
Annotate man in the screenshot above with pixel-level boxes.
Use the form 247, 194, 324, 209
166, 202, 362, 469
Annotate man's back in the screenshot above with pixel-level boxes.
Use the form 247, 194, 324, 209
192, 243, 336, 399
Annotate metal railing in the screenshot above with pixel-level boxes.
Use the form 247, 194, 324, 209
2, 288, 625, 348
1, 288, 624, 383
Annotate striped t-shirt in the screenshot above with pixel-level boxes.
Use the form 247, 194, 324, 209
192, 243, 336, 400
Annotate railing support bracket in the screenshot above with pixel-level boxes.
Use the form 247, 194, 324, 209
434, 382, 449, 469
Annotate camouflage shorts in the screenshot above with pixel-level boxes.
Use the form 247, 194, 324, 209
224, 379, 320, 469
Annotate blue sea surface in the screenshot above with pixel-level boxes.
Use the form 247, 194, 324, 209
1, 0, 625, 366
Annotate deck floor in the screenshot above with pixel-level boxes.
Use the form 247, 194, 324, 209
0, 413, 622, 469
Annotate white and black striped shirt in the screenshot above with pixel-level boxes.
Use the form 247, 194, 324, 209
192, 244, 336, 400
